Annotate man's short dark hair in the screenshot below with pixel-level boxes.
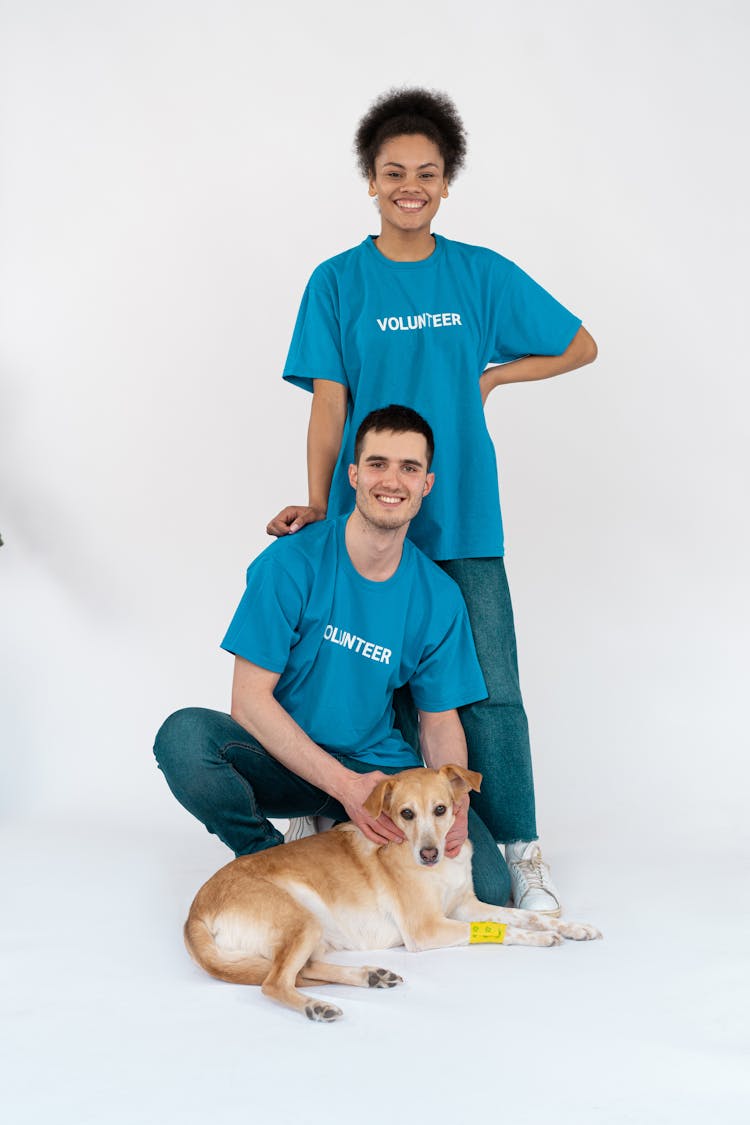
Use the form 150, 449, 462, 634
354, 405, 435, 469
354, 87, 467, 182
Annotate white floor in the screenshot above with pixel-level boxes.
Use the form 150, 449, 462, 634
2, 817, 748, 1125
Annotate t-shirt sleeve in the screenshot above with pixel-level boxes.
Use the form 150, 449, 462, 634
488, 258, 582, 365
282, 265, 349, 393
407, 597, 488, 713
220, 551, 306, 673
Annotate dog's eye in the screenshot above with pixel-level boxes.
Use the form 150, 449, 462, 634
401, 808, 415, 820
434, 805, 447, 816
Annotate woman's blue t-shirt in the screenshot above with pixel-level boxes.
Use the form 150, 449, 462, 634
221, 516, 487, 768
283, 235, 581, 561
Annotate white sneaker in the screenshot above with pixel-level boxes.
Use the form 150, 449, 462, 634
283, 816, 318, 844
505, 841, 561, 916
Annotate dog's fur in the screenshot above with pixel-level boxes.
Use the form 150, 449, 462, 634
184, 765, 601, 1020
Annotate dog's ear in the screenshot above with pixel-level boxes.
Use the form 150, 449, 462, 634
438, 764, 482, 798
363, 777, 395, 819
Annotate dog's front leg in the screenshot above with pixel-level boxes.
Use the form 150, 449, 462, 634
451, 897, 544, 927
451, 896, 601, 942
447, 899, 560, 945
401, 915, 561, 950
400, 916, 473, 953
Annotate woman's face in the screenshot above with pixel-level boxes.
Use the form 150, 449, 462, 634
368, 133, 448, 236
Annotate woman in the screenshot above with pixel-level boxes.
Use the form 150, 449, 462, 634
267, 88, 597, 912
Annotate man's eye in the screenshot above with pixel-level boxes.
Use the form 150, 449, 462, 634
401, 808, 415, 820
434, 805, 447, 816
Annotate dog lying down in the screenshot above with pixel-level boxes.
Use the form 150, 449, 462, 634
184, 765, 602, 1021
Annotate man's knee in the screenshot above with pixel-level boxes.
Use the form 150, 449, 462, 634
153, 707, 212, 777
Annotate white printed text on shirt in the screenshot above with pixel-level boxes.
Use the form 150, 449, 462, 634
376, 312, 462, 332
324, 624, 391, 664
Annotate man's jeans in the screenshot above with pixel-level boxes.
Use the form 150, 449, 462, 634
396, 557, 538, 845
154, 707, 511, 906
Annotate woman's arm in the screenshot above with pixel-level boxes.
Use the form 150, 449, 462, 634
266, 379, 348, 537
479, 325, 597, 405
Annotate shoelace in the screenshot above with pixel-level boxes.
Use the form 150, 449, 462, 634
514, 847, 549, 890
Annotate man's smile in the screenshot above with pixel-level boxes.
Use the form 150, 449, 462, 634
375, 493, 405, 505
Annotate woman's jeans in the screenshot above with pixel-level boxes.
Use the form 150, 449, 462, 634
154, 707, 511, 906
395, 557, 537, 844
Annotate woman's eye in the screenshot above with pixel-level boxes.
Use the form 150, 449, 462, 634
434, 805, 447, 816
401, 809, 415, 820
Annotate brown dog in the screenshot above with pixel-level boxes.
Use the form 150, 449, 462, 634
184, 765, 601, 1020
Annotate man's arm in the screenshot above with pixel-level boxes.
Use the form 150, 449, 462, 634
266, 379, 347, 537
479, 324, 597, 405
231, 655, 403, 844
419, 708, 471, 859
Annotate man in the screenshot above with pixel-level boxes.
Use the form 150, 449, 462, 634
154, 404, 510, 904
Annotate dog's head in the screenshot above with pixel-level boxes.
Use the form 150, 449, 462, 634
363, 765, 482, 867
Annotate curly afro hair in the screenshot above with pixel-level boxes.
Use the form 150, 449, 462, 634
354, 87, 467, 182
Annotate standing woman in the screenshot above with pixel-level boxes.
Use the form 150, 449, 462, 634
267, 88, 597, 913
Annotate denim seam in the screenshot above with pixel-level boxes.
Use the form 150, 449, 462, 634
217, 741, 282, 846
220, 741, 334, 823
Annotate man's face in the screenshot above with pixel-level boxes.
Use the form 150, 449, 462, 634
348, 429, 434, 531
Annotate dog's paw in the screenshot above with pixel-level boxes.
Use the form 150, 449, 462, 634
305, 1000, 343, 1022
365, 967, 404, 989
557, 921, 602, 941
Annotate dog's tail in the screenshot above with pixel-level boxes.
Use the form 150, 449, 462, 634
184, 913, 270, 985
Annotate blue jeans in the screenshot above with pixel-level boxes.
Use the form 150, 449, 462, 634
395, 557, 537, 844
153, 707, 511, 905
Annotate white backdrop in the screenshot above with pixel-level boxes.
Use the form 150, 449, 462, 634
1, 0, 748, 855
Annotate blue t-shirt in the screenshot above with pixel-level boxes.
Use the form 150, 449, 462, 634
221, 516, 487, 768
283, 234, 581, 561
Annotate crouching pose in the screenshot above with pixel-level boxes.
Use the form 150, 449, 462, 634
155, 405, 511, 906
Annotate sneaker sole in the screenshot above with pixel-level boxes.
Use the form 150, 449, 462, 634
513, 901, 562, 918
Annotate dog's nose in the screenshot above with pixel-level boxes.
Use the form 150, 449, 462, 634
420, 847, 439, 865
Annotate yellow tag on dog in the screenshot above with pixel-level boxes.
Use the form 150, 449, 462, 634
469, 921, 506, 944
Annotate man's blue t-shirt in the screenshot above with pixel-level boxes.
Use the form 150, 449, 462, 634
221, 516, 487, 768
283, 235, 581, 561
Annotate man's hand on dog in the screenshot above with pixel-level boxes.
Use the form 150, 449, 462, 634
339, 771, 405, 846
444, 794, 470, 858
